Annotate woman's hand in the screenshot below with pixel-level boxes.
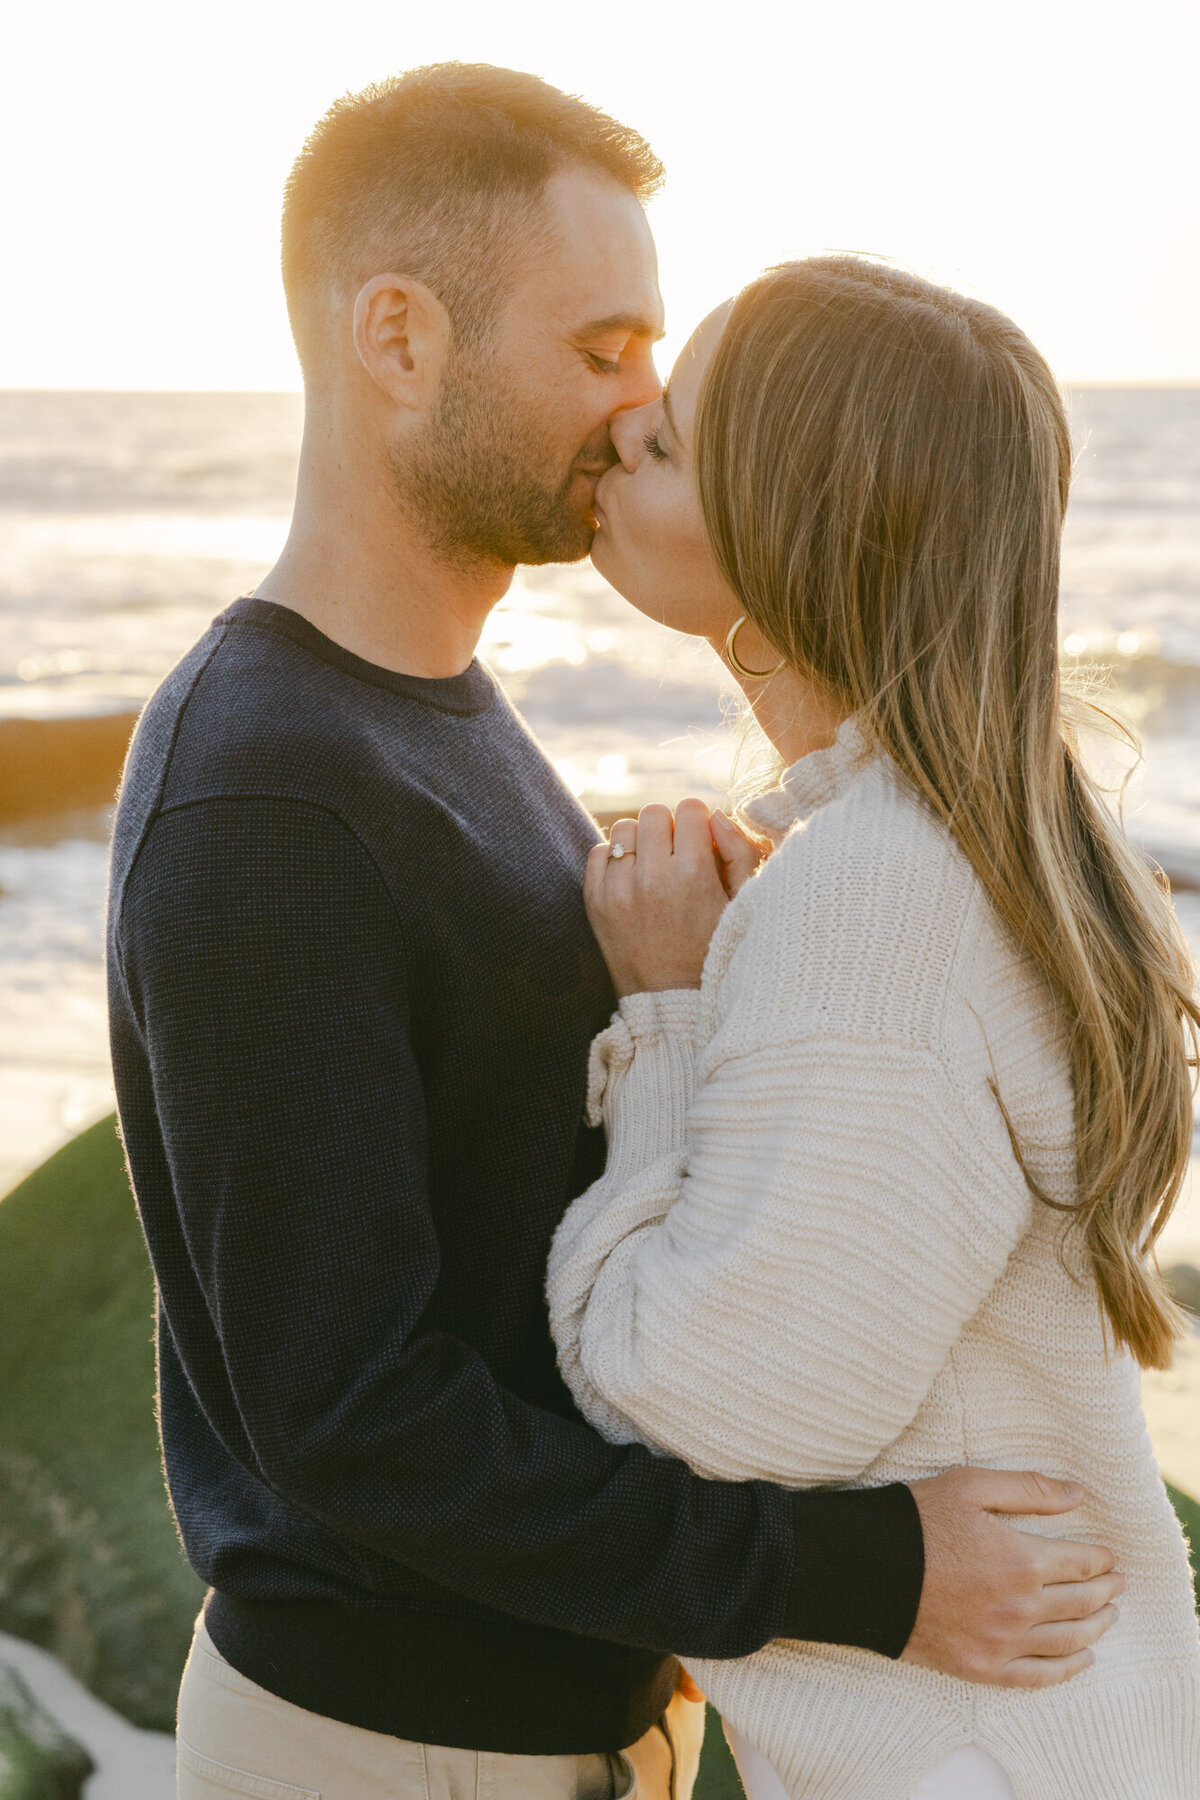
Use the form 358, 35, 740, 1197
585, 800, 764, 998
710, 808, 768, 897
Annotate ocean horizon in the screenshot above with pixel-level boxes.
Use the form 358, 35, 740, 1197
2, 386, 1199, 1243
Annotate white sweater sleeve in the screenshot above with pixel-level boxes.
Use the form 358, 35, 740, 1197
548, 1022, 1034, 1484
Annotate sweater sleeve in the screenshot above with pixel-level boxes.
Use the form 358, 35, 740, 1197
548, 1022, 1034, 1485
114, 796, 922, 1661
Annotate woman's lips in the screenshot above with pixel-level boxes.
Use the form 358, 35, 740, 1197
592, 466, 617, 524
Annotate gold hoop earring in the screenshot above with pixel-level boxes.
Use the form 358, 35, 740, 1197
724, 615, 785, 682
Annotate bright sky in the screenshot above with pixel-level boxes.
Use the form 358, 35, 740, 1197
3, 0, 1197, 389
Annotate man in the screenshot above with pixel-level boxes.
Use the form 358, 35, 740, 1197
108, 65, 1120, 1800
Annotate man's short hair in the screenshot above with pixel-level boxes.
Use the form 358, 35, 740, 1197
282, 63, 664, 370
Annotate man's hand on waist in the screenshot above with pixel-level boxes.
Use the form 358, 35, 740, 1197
902, 1466, 1123, 1689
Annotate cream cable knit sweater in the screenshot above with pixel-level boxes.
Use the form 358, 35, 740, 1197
547, 720, 1200, 1800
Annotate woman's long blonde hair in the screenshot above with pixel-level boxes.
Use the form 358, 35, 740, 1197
696, 256, 1198, 1370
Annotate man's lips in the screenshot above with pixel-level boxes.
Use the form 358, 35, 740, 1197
574, 459, 618, 527
591, 464, 619, 522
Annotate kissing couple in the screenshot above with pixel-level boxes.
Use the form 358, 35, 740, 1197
108, 63, 1200, 1800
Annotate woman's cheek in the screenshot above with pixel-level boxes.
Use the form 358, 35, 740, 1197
613, 490, 661, 586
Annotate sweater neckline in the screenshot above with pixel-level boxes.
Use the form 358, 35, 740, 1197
219, 596, 498, 718
740, 715, 874, 842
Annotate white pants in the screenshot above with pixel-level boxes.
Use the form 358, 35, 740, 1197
725, 1724, 1016, 1799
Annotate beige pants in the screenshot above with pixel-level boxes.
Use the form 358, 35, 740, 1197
177, 1616, 706, 1800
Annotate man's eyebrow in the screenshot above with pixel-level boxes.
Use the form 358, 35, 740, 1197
576, 312, 666, 343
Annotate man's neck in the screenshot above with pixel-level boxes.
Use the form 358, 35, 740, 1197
255, 410, 513, 679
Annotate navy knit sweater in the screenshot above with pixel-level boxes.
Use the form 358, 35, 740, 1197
106, 596, 924, 1753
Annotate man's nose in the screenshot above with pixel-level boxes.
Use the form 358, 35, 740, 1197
609, 401, 657, 471
621, 345, 663, 414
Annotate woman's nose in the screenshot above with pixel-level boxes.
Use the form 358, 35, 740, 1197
609, 402, 657, 471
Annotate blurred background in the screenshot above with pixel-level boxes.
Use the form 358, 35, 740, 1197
0, 0, 1197, 1791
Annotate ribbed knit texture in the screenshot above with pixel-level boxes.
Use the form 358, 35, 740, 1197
548, 718, 1200, 1798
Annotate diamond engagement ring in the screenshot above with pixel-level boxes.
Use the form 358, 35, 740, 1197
607, 842, 634, 860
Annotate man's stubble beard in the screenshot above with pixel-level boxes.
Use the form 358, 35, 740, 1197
395, 347, 599, 573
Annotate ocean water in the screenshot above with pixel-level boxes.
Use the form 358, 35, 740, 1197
1, 388, 1199, 1243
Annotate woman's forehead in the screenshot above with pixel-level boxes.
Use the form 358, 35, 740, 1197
668, 303, 734, 431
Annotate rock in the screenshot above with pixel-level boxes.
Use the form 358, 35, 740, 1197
1165, 1262, 1200, 1318
1166, 1484, 1200, 1614
0, 716, 137, 825
0, 1660, 92, 1800
0, 1120, 203, 1731
0, 1635, 173, 1800
695, 1704, 746, 1800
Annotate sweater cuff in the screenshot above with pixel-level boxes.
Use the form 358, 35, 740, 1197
619, 988, 704, 1041
783, 1483, 924, 1659
584, 990, 702, 1130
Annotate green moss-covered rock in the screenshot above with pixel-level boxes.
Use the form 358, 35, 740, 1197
0, 1664, 92, 1800
1167, 1481, 1200, 1612
0, 1119, 202, 1731
694, 1704, 746, 1800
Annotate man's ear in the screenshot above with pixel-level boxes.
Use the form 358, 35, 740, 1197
352, 274, 451, 409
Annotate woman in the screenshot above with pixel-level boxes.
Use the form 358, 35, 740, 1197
546, 259, 1200, 1799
